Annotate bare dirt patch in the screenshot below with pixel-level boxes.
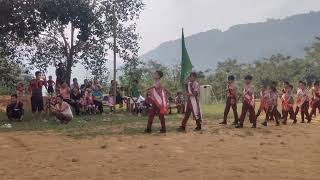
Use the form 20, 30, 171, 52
0, 122, 319, 180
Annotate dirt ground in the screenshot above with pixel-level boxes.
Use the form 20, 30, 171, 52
0, 122, 319, 180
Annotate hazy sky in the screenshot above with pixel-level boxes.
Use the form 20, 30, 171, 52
44, 0, 320, 82
137, 0, 320, 54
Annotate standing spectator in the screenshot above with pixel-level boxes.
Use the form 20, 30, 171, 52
70, 78, 79, 91
51, 95, 73, 124
92, 80, 104, 113
6, 94, 24, 121
116, 86, 124, 108
131, 80, 141, 99
59, 82, 71, 104
130, 80, 141, 112
70, 88, 82, 115
47, 75, 55, 96
56, 63, 66, 87
28, 71, 47, 119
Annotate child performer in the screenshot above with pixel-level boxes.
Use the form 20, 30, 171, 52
295, 81, 312, 123
47, 76, 55, 95
220, 75, 238, 125
144, 71, 169, 133
255, 85, 269, 122
281, 84, 297, 124
236, 75, 256, 128
310, 81, 320, 117
178, 72, 203, 131
262, 82, 280, 126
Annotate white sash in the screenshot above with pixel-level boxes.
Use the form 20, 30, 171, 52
187, 82, 202, 121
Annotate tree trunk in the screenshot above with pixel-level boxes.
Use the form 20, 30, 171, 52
65, 57, 73, 86
112, 7, 117, 111
65, 24, 75, 86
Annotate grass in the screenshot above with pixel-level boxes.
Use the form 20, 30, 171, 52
3, 102, 312, 138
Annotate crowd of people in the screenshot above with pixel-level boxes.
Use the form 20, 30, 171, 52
5, 65, 320, 133
6, 63, 124, 124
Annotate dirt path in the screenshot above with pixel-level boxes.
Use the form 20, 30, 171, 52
0, 122, 319, 180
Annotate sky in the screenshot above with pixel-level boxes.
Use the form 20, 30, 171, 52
137, 0, 320, 54
44, 0, 320, 82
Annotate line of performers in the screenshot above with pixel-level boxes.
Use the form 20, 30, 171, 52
143, 71, 319, 133
221, 75, 319, 128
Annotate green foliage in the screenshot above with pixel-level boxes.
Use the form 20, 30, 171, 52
119, 60, 181, 95
0, 0, 144, 85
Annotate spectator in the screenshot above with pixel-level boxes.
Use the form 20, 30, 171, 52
28, 71, 47, 119
6, 94, 24, 121
116, 86, 124, 108
16, 82, 25, 98
80, 79, 89, 97
47, 75, 55, 95
70, 78, 79, 91
92, 80, 104, 113
59, 82, 71, 104
51, 95, 73, 124
70, 88, 82, 115
131, 80, 141, 99
85, 89, 96, 114
56, 63, 66, 87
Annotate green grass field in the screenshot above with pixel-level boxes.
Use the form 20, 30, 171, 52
0, 104, 227, 138
2, 102, 317, 138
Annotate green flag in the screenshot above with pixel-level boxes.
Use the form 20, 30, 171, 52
180, 28, 193, 87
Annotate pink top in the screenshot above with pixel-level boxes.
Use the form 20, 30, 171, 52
243, 84, 254, 106
296, 88, 308, 107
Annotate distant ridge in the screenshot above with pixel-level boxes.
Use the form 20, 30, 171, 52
141, 11, 320, 70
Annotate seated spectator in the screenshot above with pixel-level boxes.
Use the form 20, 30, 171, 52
70, 88, 82, 115
50, 95, 73, 124
70, 78, 79, 91
92, 80, 104, 113
85, 89, 96, 114
80, 79, 89, 97
59, 82, 71, 104
6, 94, 24, 121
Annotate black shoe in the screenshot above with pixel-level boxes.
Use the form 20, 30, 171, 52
276, 121, 280, 126
307, 120, 311, 123
251, 124, 256, 128
262, 122, 268, 126
235, 124, 243, 128
159, 129, 166, 133
194, 126, 202, 131
177, 126, 186, 132
144, 128, 152, 134
300, 121, 305, 123
293, 120, 297, 124
219, 121, 227, 125
232, 121, 238, 125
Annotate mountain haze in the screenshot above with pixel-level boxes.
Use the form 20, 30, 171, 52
141, 11, 320, 70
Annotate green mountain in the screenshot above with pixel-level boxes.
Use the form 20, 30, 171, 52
141, 11, 320, 70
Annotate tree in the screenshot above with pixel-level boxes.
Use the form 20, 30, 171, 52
1, 0, 144, 86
